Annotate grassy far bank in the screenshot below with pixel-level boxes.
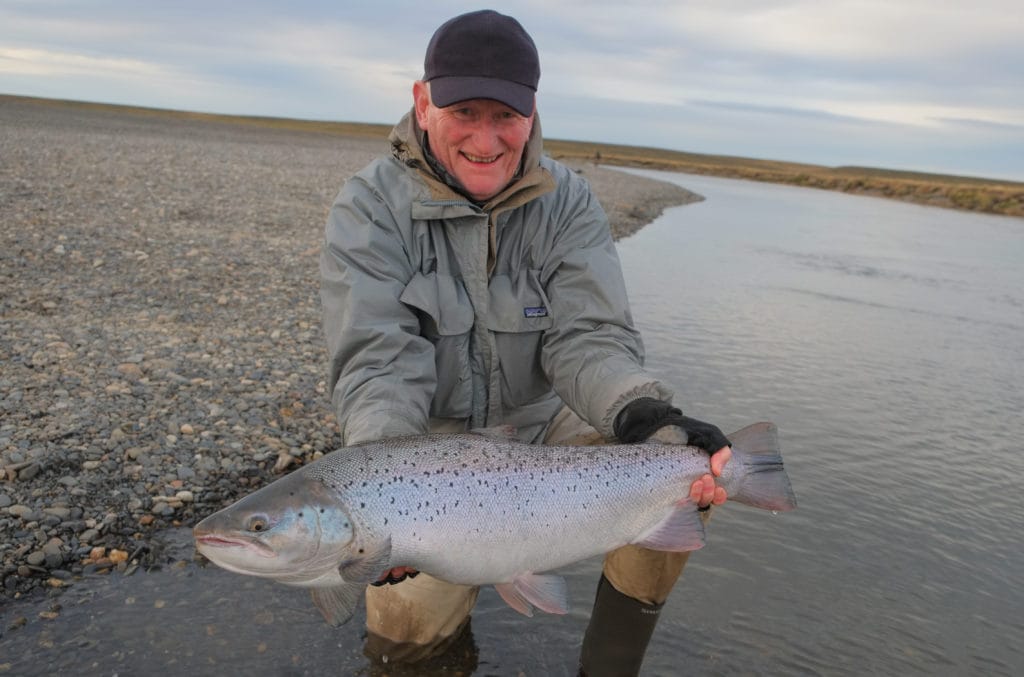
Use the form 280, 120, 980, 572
6, 94, 1023, 218
544, 140, 1024, 218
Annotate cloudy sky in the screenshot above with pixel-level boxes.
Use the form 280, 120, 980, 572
2, 0, 1022, 181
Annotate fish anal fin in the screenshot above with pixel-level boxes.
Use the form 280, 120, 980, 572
514, 573, 569, 615
310, 582, 363, 627
633, 503, 706, 552
338, 536, 392, 584
495, 582, 534, 616
496, 573, 569, 616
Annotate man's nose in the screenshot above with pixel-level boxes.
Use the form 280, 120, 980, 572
468, 121, 502, 152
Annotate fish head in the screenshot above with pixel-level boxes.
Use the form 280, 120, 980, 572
193, 472, 355, 584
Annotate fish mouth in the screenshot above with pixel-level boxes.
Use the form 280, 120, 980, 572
195, 534, 277, 558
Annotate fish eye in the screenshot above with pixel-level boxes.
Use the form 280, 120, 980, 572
247, 515, 270, 533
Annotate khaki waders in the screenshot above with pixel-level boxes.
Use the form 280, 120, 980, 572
363, 408, 700, 674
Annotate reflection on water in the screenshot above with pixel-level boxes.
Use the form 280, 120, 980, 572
3, 171, 1022, 675
0, 527, 594, 675
616, 170, 1024, 677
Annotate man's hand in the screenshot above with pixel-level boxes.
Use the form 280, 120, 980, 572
689, 445, 731, 508
614, 398, 732, 508
370, 566, 419, 586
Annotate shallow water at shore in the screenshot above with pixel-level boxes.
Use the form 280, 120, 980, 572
3, 169, 1023, 675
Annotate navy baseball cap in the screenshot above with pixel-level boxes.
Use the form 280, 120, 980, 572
424, 10, 540, 117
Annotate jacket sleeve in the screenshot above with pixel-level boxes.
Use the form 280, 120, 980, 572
320, 170, 435, 445
539, 167, 673, 438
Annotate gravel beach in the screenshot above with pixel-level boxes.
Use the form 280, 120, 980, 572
0, 95, 700, 602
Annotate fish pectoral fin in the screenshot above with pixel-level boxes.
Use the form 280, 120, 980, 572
496, 573, 569, 616
633, 503, 706, 552
338, 536, 392, 584
468, 425, 520, 441
310, 582, 363, 627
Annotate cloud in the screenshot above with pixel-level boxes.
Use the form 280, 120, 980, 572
0, 1, 1021, 179
0, 46, 189, 83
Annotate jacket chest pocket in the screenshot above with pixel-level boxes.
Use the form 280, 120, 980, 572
485, 270, 555, 407
399, 271, 474, 418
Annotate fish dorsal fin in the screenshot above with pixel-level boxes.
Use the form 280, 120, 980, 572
338, 536, 392, 584
310, 582, 364, 627
632, 503, 706, 552
494, 573, 569, 617
469, 425, 520, 441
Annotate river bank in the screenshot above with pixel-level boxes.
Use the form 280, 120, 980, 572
0, 95, 698, 605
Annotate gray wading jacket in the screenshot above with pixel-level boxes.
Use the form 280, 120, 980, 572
320, 111, 671, 445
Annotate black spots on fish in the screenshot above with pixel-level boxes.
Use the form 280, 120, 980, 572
384, 517, 388, 526
298, 511, 304, 518
360, 503, 365, 509
319, 508, 326, 514
389, 496, 395, 505
344, 522, 350, 529
358, 548, 364, 554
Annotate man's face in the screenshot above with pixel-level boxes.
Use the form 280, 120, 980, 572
413, 81, 534, 202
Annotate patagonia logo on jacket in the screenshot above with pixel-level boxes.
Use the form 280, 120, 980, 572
523, 306, 548, 319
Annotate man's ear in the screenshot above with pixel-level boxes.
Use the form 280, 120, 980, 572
412, 81, 431, 131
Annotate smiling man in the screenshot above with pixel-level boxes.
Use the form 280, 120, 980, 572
320, 9, 731, 676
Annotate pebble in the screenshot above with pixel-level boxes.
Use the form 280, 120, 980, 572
8, 505, 37, 521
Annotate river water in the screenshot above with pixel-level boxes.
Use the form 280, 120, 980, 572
2, 171, 1022, 675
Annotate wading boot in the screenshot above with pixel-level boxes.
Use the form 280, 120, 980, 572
578, 574, 664, 677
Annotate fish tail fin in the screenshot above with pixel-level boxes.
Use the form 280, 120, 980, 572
726, 422, 797, 512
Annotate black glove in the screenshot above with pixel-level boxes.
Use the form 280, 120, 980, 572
613, 397, 731, 453
370, 570, 419, 587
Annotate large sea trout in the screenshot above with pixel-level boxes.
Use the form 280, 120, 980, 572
193, 422, 796, 625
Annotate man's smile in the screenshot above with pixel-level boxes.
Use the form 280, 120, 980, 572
462, 152, 501, 164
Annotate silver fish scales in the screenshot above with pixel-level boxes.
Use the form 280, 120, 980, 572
194, 422, 796, 624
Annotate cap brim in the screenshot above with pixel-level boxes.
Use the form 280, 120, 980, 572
428, 76, 535, 117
